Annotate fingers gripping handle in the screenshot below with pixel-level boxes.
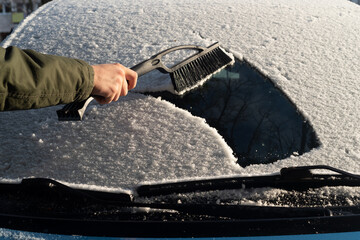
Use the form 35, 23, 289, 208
57, 62, 149, 121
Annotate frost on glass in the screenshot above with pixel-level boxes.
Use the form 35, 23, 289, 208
148, 59, 320, 167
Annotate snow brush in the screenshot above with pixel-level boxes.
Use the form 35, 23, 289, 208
57, 42, 234, 121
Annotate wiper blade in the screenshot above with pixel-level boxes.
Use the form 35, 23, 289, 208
136, 165, 360, 197
136, 202, 333, 219
12, 178, 132, 203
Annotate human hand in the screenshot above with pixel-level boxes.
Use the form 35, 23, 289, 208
91, 63, 138, 104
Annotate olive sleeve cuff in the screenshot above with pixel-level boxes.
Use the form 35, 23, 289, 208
0, 46, 94, 111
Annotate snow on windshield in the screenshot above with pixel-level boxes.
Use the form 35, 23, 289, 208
1, 0, 360, 190
0, 93, 237, 189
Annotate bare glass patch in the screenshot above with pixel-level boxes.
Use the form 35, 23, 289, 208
148, 59, 320, 167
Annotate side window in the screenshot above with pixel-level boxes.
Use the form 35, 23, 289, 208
148, 59, 320, 167
0, 3, 11, 13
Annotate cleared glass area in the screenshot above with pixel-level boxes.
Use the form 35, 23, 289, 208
148, 59, 320, 167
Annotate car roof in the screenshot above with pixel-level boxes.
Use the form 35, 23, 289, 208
1, 0, 360, 190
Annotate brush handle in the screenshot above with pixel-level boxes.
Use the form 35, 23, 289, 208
57, 43, 220, 121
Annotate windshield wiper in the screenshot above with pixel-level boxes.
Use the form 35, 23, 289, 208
2, 165, 359, 202
0, 177, 333, 220
136, 165, 360, 197
1, 166, 360, 237
1, 166, 359, 223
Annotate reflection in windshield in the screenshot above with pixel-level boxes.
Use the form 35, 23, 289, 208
148, 59, 320, 167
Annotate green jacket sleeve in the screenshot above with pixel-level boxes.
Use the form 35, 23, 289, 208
0, 46, 94, 111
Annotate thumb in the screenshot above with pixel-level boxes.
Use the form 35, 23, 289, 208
92, 95, 112, 105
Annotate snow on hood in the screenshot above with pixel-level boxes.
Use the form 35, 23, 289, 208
1, 0, 360, 189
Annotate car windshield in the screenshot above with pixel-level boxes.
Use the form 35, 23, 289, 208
1, 0, 360, 238
0, 0, 359, 221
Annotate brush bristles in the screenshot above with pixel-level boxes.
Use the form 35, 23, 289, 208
170, 47, 233, 93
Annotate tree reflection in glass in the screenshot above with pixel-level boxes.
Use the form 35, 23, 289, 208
148, 59, 320, 167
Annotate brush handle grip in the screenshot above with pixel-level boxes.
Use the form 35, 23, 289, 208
131, 59, 164, 76
130, 43, 214, 76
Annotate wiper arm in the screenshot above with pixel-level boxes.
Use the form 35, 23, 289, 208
136, 165, 360, 197
280, 165, 360, 180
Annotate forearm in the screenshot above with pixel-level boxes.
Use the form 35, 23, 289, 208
0, 46, 94, 111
